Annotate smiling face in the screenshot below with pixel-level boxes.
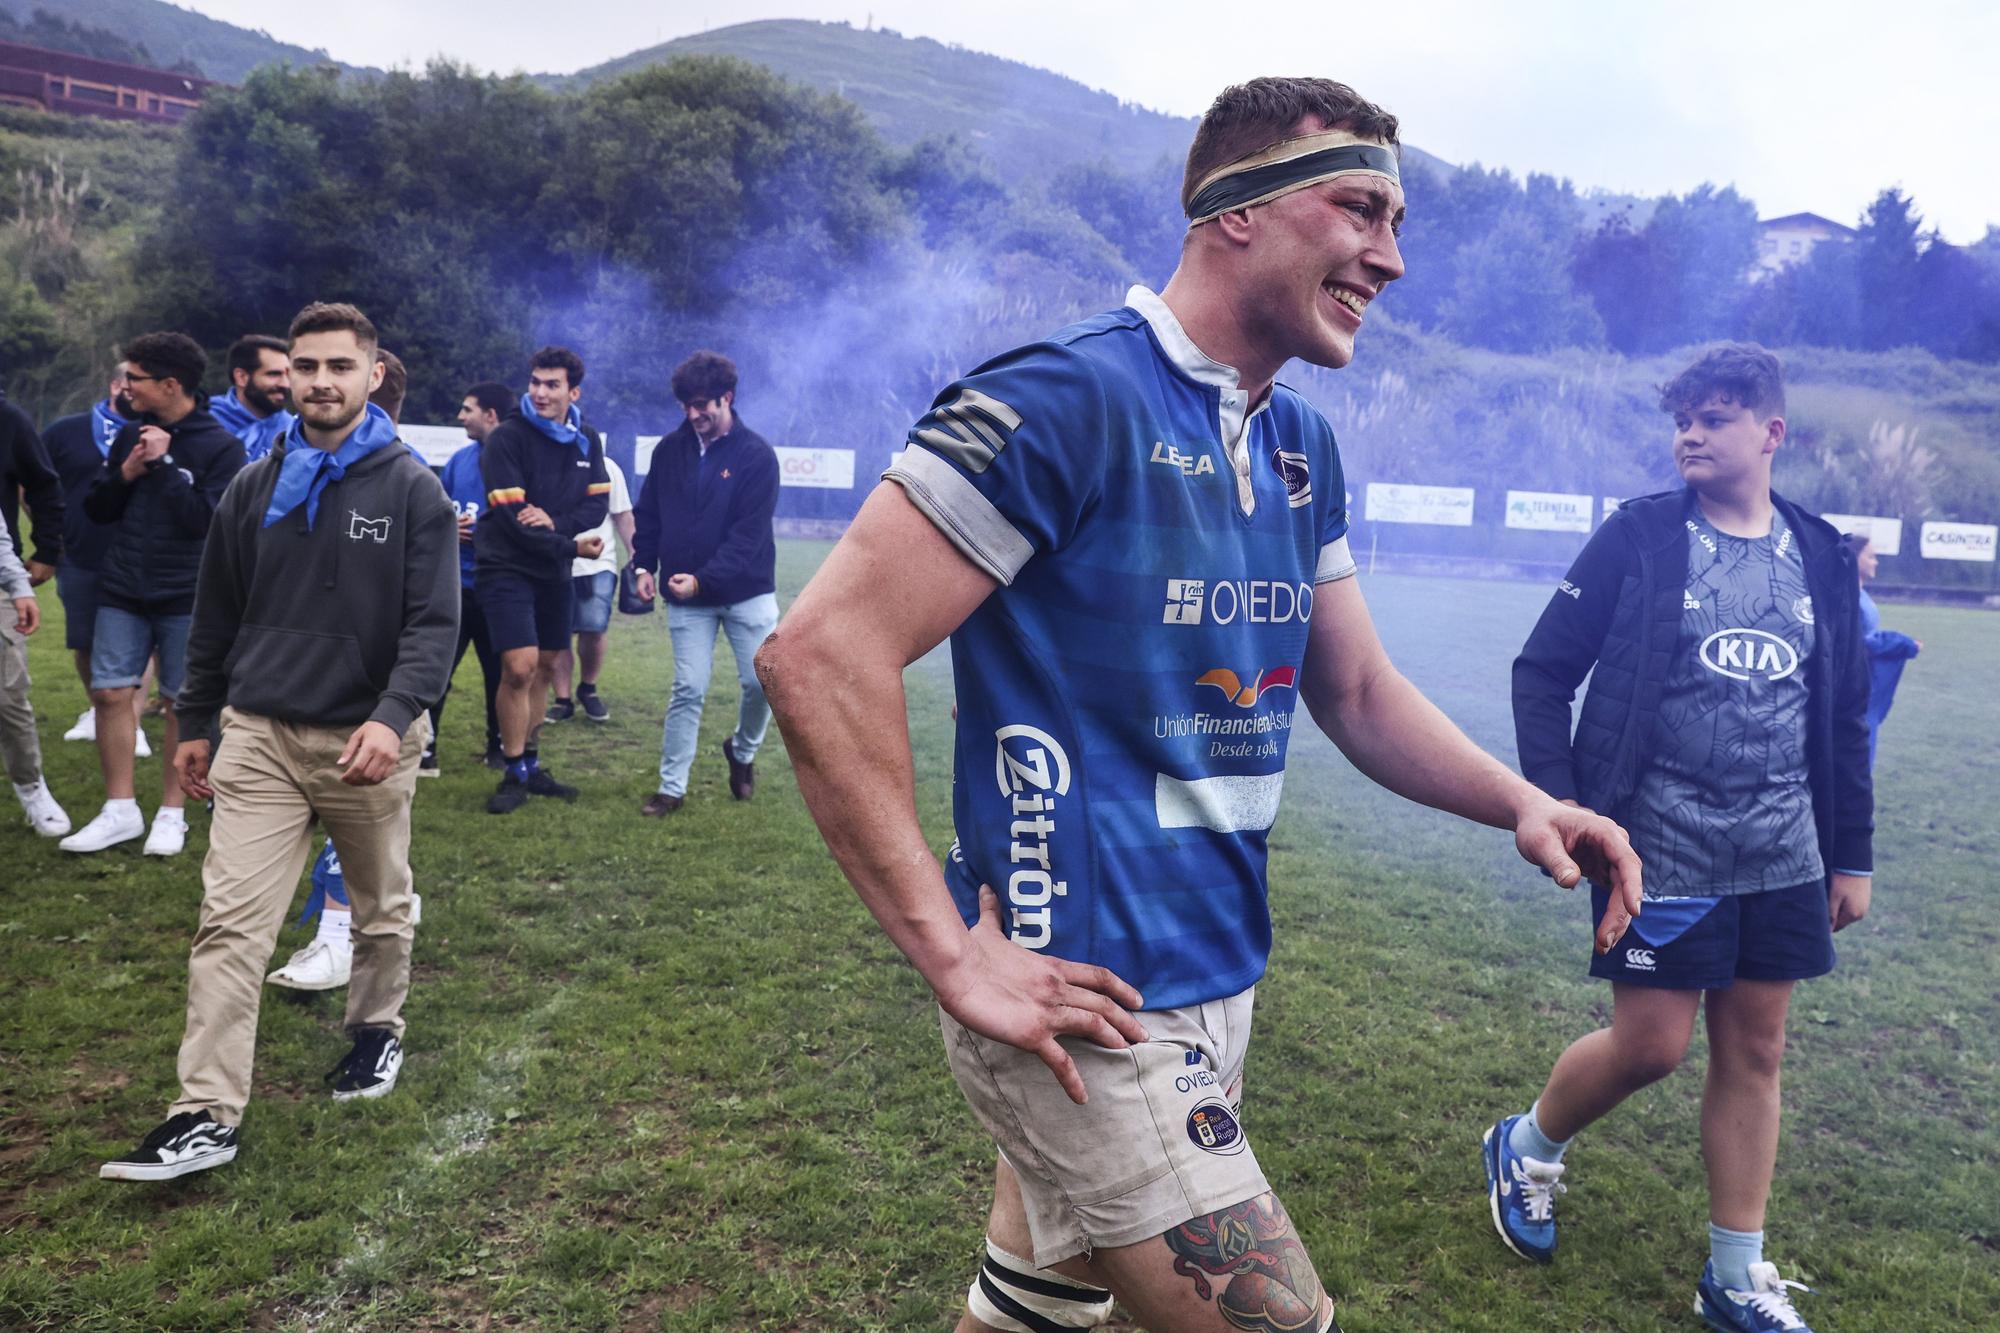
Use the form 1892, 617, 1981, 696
289, 329, 382, 439
682, 391, 734, 443
1671, 393, 1784, 496
235, 347, 292, 417
1229, 124, 1406, 372
527, 367, 579, 422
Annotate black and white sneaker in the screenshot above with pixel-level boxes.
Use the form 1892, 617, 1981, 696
327, 1028, 404, 1101
99, 1110, 239, 1181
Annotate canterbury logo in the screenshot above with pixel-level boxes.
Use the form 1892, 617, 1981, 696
1195, 666, 1298, 708
1625, 948, 1657, 970
346, 512, 392, 543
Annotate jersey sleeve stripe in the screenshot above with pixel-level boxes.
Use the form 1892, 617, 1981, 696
949, 387, 1023, 432
937, 403, 1006, 454
1315, 535, 1358, 583
586, 482, 612, 496
913, 425, 998, 474
487, 487, 526, 506
883, 447, 1034, 585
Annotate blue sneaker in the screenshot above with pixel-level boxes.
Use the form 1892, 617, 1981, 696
1696, 1260, 1814, 1331
1482, 1114, 1566, 1262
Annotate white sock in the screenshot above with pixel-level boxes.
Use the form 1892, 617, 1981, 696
153, 806, 187, 828
317, 908, 352, 944
104, 797, 140, 818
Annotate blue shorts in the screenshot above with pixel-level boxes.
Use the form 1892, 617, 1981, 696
480, 570, 572, 653
90, 604, 189, 697
571, 569, 615, 635
55, 564, 100, 653
1589, 881, 1835, 990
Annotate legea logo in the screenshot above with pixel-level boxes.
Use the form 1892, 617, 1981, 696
1699, 629, 1799, 681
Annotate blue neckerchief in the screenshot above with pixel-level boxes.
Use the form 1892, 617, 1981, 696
90, 399, 128, 457
261, 403, 400, 529
242, 410, 295, 463
208, 388, 259, 439
518, 393, 589, 454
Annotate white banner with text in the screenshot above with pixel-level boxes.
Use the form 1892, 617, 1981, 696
1919, 521, 1998, 562
1821, 513, 1904, 556
1504, 490, 1594, 533
775, 447, 856, 490
1365, 482, 1475, 526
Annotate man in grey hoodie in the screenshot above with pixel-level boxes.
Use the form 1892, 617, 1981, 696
101, 302, 459, 1181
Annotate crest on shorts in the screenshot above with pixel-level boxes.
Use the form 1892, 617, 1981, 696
1186, 1099, 1246, 1155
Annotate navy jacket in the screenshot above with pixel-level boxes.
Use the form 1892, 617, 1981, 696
0, 393, 63, 567
41, 409, 116, 571
84, 407, 246, 614
1512, 487, 1874, 880
631, 419, 779, 608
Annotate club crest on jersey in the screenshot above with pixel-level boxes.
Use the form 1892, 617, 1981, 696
1792, 595, 1814, 624
1186, 1099, 1246, 1154
1270, 448, 1312, 508
1699, 628, 1799, 682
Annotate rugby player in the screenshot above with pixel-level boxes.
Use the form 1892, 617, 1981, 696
758, 77, 1642, 1332
1493, 345, 1872, 1332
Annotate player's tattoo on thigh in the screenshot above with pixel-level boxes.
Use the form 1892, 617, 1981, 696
1164, 1195, 1325, 1332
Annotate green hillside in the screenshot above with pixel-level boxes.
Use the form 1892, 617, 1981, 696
556, 19, 1455, 185
3, 0, 362, 83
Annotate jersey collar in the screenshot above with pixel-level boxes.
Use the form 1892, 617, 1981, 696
1126, 285, 1271, 518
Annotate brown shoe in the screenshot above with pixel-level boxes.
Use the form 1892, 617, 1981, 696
640, 792, 683, 817
722, 738, 755, 801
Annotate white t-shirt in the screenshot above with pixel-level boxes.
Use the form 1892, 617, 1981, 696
571, 457, 632, 577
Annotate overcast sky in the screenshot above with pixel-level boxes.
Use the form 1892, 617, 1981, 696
180, 0, 1998, 242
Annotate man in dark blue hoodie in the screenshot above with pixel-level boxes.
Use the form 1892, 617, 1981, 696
65, 332, 244, 858
632, 351, 780, 816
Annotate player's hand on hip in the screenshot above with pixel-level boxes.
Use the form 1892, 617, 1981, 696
1516, 796, 1642, 953
336, 720, 403, 785
175, 739, 213, 800
933, 884, 1150, 1106
1829, 872, 1872, 932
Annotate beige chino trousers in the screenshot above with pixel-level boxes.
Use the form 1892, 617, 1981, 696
0, 619, 44, 787
171, 706, 427, 1125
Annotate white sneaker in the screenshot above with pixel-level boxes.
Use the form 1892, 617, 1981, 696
134, 729, 152, 759
63, 708, 96, 742
59, 803, 145, 853
14, 781, 71, 837
266, 935, 352, 990
411, 891, 422, 926
143, 814, 187, 856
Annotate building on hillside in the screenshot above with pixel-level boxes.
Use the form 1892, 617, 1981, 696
0, 40, 211, 125
1755, 212, 1857, 277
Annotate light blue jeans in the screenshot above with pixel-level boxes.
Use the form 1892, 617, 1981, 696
658, 593, 779, 798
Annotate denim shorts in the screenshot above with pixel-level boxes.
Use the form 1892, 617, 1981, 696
55, 564, 100, 653
90, 604, 190, 697
571, 569, 615, 635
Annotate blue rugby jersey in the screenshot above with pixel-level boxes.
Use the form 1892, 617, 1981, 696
885, 286, 1356, 1009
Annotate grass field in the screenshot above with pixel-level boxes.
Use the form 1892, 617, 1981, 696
2, 543, 1996, 1331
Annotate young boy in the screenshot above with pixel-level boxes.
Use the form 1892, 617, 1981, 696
1494, 344, 1874, 1332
